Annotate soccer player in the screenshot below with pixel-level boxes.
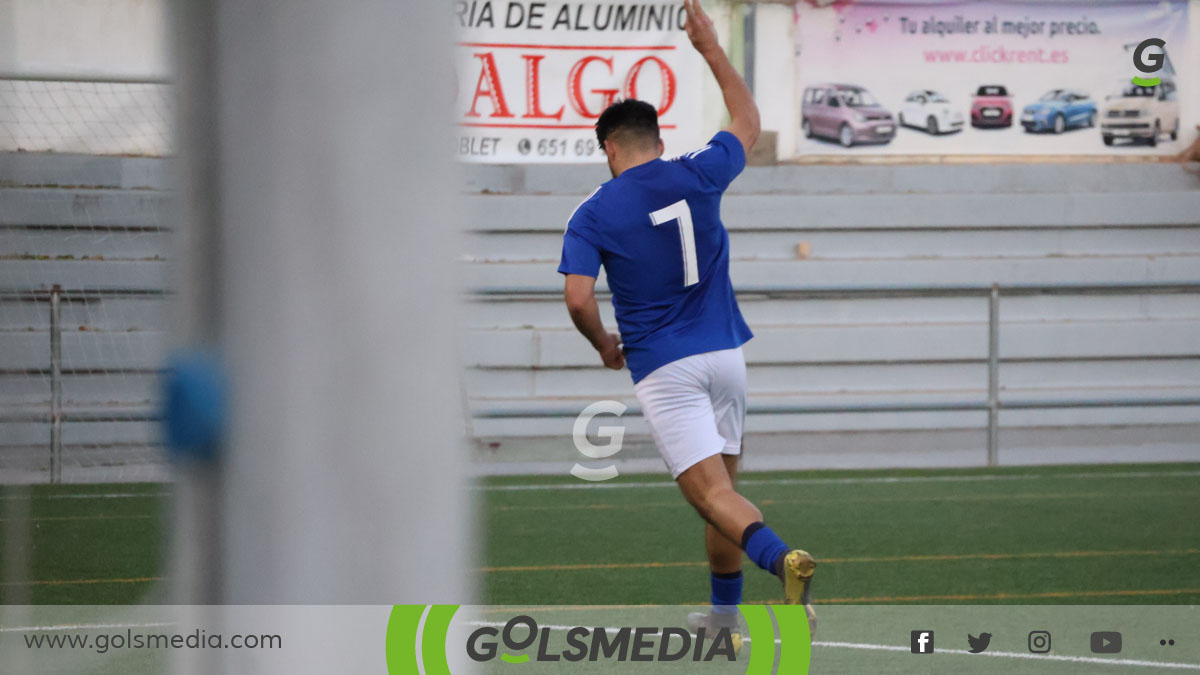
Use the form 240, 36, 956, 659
556, 0, 816, 632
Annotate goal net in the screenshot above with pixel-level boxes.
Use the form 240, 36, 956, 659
0, 79, 172, 155
1, 78, 173, 485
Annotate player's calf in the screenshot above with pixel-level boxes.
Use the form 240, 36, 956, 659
676, 456, 818, 631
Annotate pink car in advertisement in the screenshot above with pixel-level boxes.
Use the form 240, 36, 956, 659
971, 84, 1014, 128
801, 83, 896, 148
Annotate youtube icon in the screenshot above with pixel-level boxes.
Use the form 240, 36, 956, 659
1091, 632, 1123, 654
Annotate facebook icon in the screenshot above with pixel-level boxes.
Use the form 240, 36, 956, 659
911, 630, 935, 654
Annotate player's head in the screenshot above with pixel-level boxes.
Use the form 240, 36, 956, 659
595, 99, 664, 177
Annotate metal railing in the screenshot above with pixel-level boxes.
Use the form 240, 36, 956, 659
0, 72, 171, 84
0, 286, 166, 482
48, 285, 62, 483
469, 281, 1200, 466
4, 281, 1199, 477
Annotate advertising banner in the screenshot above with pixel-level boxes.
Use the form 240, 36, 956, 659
453, 1, 704, 163
794, 0, 1191, 155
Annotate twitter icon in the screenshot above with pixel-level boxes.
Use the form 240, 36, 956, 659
968, 633, 993, 654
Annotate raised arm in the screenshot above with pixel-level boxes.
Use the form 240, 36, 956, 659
683, 0, 760, 154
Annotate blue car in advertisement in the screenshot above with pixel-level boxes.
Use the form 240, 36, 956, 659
1021, 89, 1097, 134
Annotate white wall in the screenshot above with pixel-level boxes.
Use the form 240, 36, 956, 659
0, 0, 170, 154
0, 0, 167, 79
1189, 0, 1200, 148
701, 1, 739, 143
756, 2, 798, 160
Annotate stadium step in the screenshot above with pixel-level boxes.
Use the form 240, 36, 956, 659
466, 227, 1200, 263
0, 152, 169, 190
464, 255, 1200, 294
0, 330, 168, 370
473, 424, 1200, 474
462, 162, 1200, 196
465, 360, 1200, 400
2, 229, 171, 259
463, 191, 1200, 231
1, 419, 160, 446
466, 294, 1200, 330
0, 259, 167, 292
468, 389, 1200, 439
462, 319, 1200, 368
0, 187, 170, 228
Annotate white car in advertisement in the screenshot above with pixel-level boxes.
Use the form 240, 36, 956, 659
898, 90, 964, 135
1100, 80, 1180, 147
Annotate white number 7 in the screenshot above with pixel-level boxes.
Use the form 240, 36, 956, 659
649, 199, 699, 287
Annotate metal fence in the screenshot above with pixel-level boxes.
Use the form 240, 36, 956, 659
4, 280, 1199, 481
0, 285, 167, 483
471, 281, 1200, 467
0, 74, 172, 156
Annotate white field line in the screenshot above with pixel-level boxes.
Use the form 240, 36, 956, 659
4, 470, 1196, 499
463, 620, 1200, 670
0, 622, 174, 633
0, 492, 171, 501
479, 469, 1200, 492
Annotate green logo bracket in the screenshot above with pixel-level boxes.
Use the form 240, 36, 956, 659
741, 605, 812, 675
387, 604, 460, 675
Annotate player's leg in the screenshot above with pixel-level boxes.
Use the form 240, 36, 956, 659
680, 348, 782, 576
635, 351, 815, 628
693, 454, 745, 631
706, 351, 751, 581
681, 348, 817, 629
705, 454, 744, 575
677, 454, 816, 627
638, 353, 758, 598
677, 455, 762, 547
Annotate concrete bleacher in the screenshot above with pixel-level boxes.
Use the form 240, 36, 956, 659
0, 154, 170, 483
1, 152, 1199, 481
461, 161, 1200, 473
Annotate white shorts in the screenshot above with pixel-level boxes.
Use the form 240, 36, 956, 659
633, 347, 747, 479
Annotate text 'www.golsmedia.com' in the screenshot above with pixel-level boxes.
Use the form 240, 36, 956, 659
24, 629, 281, 654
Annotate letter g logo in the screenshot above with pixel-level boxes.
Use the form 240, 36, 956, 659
571, 400, 626, 481
1132, 38, 1165, 86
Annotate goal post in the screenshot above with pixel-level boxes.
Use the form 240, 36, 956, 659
168, 0, 473, 620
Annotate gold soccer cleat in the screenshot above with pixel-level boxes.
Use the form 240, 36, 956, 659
782, 549, 817, 636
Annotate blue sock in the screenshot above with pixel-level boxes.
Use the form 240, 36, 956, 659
710, 570, 742, 615
741, 522, 790, 576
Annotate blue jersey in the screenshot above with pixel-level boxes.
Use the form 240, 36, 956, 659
557, 131, 753, 383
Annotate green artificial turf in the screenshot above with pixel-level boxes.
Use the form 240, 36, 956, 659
0, 482, 168, 604
1, 463, 1198, 610
479, 462, 1200, 607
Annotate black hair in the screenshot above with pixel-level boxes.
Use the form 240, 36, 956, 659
595, 99, 660, 148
